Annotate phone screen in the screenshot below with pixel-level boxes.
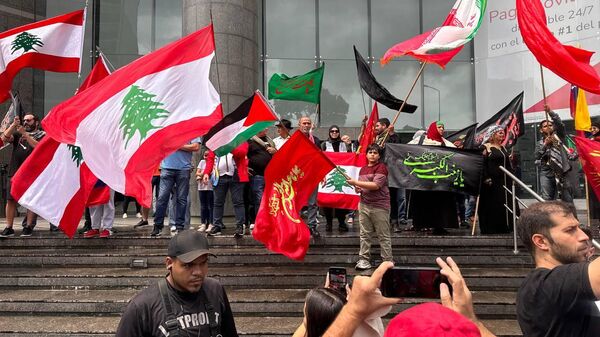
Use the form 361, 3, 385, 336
328, 267, 347, 296
380, 267, 447, 299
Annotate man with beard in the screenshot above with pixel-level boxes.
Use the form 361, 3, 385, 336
0, 115, 45, 237
516, 201, 600, 337
116, 230, 238, 337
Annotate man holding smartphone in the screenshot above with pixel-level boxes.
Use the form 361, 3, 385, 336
516, 201, 600, 337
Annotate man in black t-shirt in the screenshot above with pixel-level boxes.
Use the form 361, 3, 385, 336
115, 230, 238, 337
0, 115, 45, 238
516, 201, 600, 337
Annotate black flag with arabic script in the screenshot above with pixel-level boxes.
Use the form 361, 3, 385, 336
384, 144, 483, 195
446, 123, 478, 149
474, 92, 524, 148
354, 46, 417, 113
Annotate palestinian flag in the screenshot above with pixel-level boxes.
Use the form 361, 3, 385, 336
0, 9, 85, 103
268, 65, 324, 104
204, 91, 278, 156
11, 138, 97, 238
41, 24, 222, 208
317, 152, 366, 210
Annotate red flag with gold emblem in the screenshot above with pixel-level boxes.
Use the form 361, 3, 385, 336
253, 132, 336, 260
574, 137, 600, 201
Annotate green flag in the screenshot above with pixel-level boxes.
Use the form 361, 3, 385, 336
268, 65, 324, 104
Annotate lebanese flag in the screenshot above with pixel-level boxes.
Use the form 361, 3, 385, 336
204, 91, 278, 156
317, 152, 366, 210
381, 0, 486, 68
11, 138, 97, 238
42, 24, 222, 207
358, 102, 379, 153
9, 55, 112, 237
253, 132, 336, 261
0, 10, 85, 103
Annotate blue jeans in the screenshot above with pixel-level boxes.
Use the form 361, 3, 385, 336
199, 190, 214, 224
396, 187, 406, 221
465, 195, 477, 218
153, 169, 190, 230
213, 175, 245, 229
169, 191, 191, 227
306, 188, 318, 229
251, 175, 265, 219
540, 174, 573, 203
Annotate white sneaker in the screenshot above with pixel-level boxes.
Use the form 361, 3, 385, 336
135, 213, 142, 218
249, 223, 255, 231
122, 213, 128, 219
355, 260, 372, 270
198, 224, 207, 232
206, 224, 214, 233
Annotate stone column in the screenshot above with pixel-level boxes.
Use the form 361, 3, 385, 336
183, 0, 259, 217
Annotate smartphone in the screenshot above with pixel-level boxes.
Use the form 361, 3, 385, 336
380, 267, 449, 299
328, 267, 347, 296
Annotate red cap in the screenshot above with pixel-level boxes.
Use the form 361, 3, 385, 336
384, 303, 481, 337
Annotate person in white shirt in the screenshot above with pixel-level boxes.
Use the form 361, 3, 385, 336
273, 119, 292, 150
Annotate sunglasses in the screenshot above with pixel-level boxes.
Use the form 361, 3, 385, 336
330, 130, 339, 133
23, 119, 34, 122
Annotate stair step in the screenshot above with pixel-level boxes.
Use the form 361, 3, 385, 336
0, 266, 529, 290
0, 315, 523, 336
0, 288, 517, 317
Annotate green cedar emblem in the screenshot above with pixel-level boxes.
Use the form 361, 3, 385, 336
323, 167, 351, 192
119, 85, 170, 148
67, 145, 83, 167
11, 32, 44, 54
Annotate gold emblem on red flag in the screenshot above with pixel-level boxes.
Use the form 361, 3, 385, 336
269, 165, 305, 223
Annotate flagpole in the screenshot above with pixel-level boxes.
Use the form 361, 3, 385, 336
585, 175, 591, 227
314, 103, 320, 127
540, 64, 549, 121
379, 61, 427, 146
209, 9, 223, 97
471, 195, 481, 236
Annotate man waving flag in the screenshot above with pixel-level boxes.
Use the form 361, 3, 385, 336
42, 24, 222, 207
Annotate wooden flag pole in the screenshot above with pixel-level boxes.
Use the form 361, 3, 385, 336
540, 64, 550, 121
471, 195, 481, 236
379, 62, 427, 146
585, 175, 592, 227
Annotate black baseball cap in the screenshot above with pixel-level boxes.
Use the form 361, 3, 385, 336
275, 119, 293, 130
168, 230, 216, 263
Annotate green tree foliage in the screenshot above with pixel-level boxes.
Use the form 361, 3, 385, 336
11, 32, 43, 54
119, 85, 170, 148
323, 167, 350, 192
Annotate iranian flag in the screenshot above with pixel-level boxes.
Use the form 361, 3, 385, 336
317, 152, 366, 210
42, 24, 222, 207
0, 9, 85, 103
204, 91, 278, 156
381, 0, 486, 68
9, 55, 112, 237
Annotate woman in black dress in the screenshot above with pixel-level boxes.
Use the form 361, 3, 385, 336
478, 125, 516, 234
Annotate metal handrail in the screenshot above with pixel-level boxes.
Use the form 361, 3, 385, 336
498, 166, 600, 252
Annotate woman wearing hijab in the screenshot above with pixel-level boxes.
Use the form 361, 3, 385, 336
406, 121, 458, 234
321, 125, 352, 232
478, 125, 516, 234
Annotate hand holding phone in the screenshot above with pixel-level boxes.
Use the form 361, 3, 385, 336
328, 267, 347, 296
380, 267, 450, 299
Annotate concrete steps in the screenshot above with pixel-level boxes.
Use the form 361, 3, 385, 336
0, 217, 533, 336
0, 316, 523, 337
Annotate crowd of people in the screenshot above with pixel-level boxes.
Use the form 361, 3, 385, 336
115, 199, 599, 337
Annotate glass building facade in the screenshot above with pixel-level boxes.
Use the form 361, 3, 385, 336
0, 0, 591, 202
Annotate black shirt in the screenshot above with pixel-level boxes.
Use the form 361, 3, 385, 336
115, 277, 238, 337
517, 262, 600, 337
247, 137, 272, 176
9, 131, 45, 176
